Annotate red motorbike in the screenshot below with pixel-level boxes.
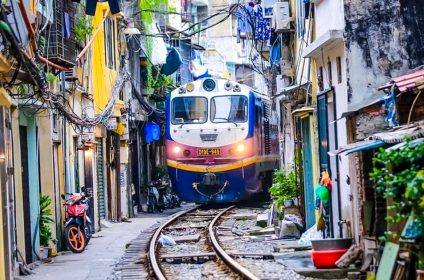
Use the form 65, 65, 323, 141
61, 187, 93, 253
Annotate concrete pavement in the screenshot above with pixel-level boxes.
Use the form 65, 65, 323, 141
17, 207, 188, 280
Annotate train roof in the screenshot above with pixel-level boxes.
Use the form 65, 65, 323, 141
171, 78, 271, 100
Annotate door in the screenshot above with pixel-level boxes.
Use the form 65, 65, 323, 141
19, 126, 32, 263
301, 117, 315, 229
96, 138, 106, 220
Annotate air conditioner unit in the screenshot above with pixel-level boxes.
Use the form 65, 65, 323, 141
276, 75, 290, 94
273, 2, 291, 32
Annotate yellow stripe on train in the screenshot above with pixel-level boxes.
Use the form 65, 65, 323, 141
166, 156, 279, 173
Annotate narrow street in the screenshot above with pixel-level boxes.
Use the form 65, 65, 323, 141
18, 207, 188, 280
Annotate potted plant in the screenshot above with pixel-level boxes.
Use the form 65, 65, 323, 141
269, 168, 299, 209
39, 194, 54, 259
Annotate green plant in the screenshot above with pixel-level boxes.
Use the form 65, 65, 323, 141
75, 16, 93, 43
46, 72, 58, 83
39, 194, 54, 247
370, 140, 424, 267
140, 0, 174, 91
269, 168, 299, 207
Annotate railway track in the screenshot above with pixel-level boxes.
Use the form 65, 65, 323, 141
148, 205, 260, 280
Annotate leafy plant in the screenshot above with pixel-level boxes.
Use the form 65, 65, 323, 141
269, 168, 299, 207
46, 72, 58, 83
75, 16, 93, 43
39, 194, 54, 247
370, 140, 424, 267
140, 0, 174, 91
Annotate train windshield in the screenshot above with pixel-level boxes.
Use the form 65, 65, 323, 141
211, 95, 248, 123
171, 96, 208, 124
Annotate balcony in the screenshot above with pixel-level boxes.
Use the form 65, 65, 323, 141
41, 1, 77, 67
302, 29, 344, 59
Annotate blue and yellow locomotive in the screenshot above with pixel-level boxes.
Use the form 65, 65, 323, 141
165, 78, 280, 203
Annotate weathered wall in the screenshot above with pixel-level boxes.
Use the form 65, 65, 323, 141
355, 112, 387, 140
344, 0, 424, 112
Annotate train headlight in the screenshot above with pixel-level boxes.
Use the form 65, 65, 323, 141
186, 83, 195, 92
178, 87, 186, 94
224, 81, 232, 91
173, 146, 181, 154
203, 79, 216, 92
236, 144, 245, 153
183, 150, 191, 157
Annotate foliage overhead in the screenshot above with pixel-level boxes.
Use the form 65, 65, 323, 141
75, 16, 93, 43
140, 0, 175, 95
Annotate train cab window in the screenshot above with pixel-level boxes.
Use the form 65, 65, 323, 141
171, 97, 208, 124
211, 96, 248, 123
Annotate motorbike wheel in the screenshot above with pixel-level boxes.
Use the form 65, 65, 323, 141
65, 224, 87, 253
148, 194, 156, 213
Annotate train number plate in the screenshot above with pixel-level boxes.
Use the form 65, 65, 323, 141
197, 148, 221, 156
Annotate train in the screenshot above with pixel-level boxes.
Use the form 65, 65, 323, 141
165, 78, 280, 203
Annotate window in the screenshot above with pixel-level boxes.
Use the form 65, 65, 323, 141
172, 97, 207, 124
336, 56, 342, 84
296, 0, 306, 38
104, 17, 116, 69
318, 66, 324, 91
327, 61, 333, 87
211, 95, 248, 123
317, 94, 329, 172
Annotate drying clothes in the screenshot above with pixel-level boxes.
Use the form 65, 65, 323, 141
254, 5, 271, 41
86, 0, 120, 16
64, 12, 71, 39
235, 4, 254, 34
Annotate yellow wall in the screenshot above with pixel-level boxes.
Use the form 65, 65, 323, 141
91, 2, 119, 114
37, 112, 58, 250
11, 109, 26, 263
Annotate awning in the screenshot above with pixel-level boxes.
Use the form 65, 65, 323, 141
329, 121, 424, 156
386, 137, 424, 151
329, 97, 385, 124
378, 69, 424, 93
328, 139, 385, 156
371, 121, 424, 143
274, 82, 310, 98
292, 106, 314, 116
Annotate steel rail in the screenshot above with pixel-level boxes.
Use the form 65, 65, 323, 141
209, 206, 260, 280
149, 205, 200, 280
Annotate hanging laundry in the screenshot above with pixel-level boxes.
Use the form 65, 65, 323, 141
269, 39, 281, 66
254, 5, 271, 41
235, 4, 254, 35
64, 12, 71, 39
86, 0, 120, 16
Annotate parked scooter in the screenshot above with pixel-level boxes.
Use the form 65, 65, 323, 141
146, 176, 181, 213
61, 187, 93, 253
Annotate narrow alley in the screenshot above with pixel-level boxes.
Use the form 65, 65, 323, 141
0, 0, 423, 279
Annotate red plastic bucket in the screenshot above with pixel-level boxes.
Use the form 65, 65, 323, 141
310, 249, 348, 268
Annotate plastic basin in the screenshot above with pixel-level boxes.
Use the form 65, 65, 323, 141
310, 238, 352, 251
310, 249, 348, 268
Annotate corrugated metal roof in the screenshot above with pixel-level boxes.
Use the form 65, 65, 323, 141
370, 121, 424, 143
380, 69, 424, 93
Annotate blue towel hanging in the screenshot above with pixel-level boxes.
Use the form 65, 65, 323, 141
160, 47, 183, 76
